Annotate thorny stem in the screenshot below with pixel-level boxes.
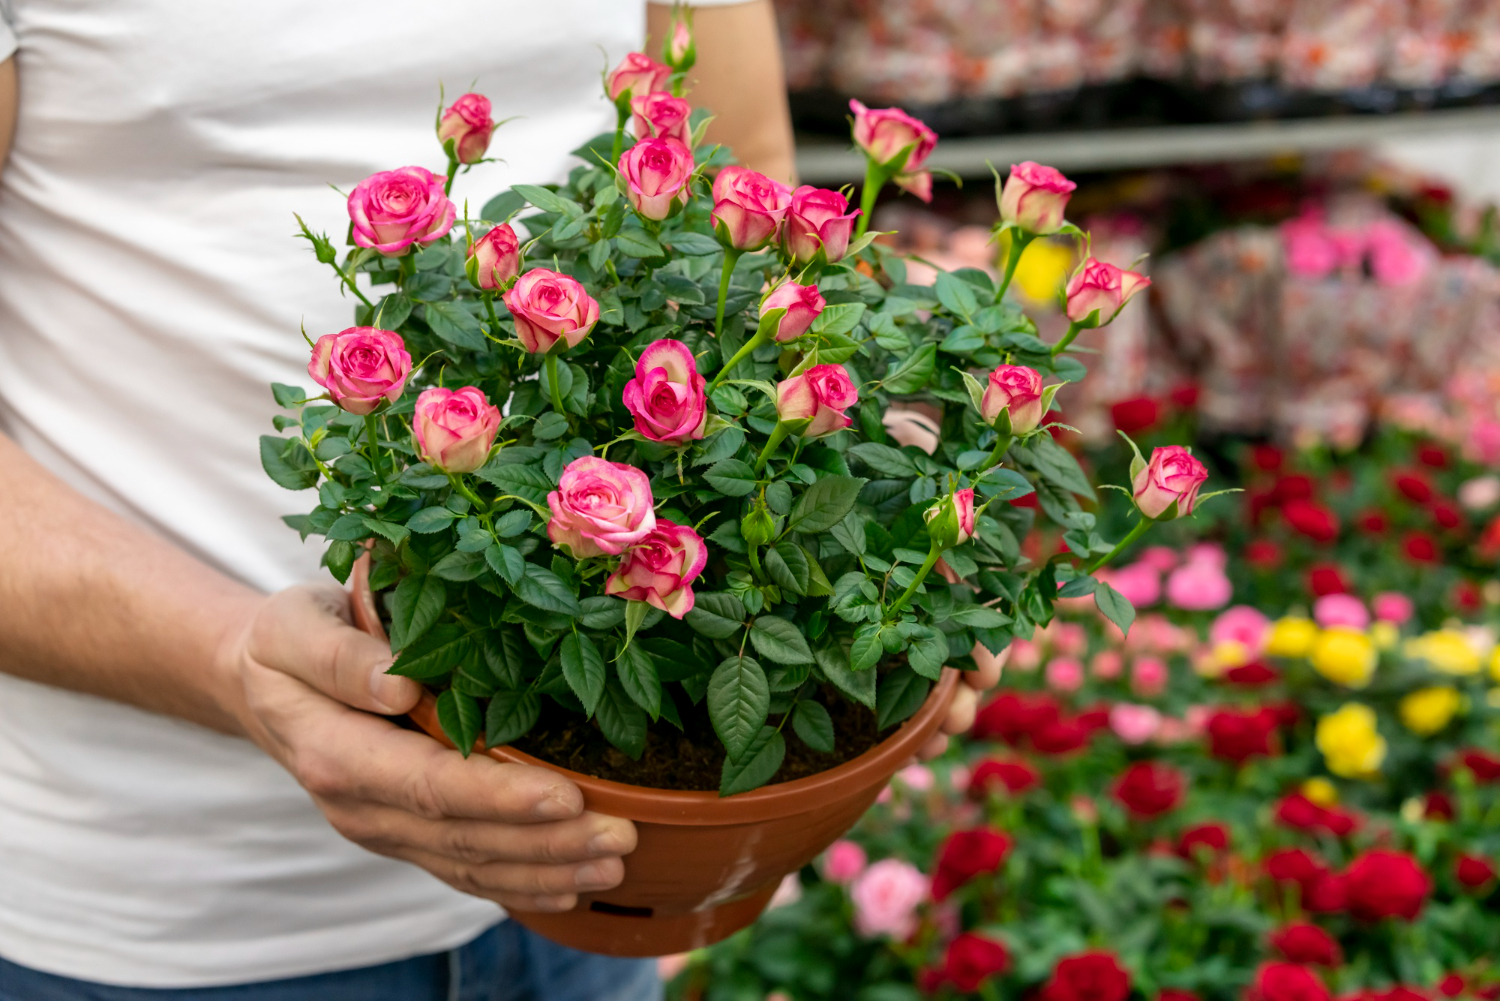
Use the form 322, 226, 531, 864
995, 230, 1035, 303
975, 433, 1014, 474
885, 541, 942, 622
1087, 518, 1152, 574
710, 327, 770, 394
714, 247, 743, 337
753, 422, 791, 475
855, 158, 884, 240
545, 353, 568, 417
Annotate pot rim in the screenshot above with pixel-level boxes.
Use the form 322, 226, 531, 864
352, 554, 960, 825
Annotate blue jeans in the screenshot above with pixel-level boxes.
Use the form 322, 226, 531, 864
0, 922, 662, 1001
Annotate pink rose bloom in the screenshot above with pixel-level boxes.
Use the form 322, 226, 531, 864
999, 161, 1076, 235
849, 99, 938, 202
1155, 717, 1195, 744
1045, 657, 1085, 693
308, 327, 411, 416
1313, 593, 1370, 630
776, 363, 858, 437
437, 92, 496, 165
466, 223, 521, 291
850, 858, 929, 939
666, 17, 693, 66
412, 387, 501, 474
605, 518, 707, 618
1131, 656, 1170, 697
1139, 546, 1180, 572
1010, 638, 1041, 671
1103, 562, 1161, 607
1365, 220, 1432, 287
619, 137, 694, 221
1372, 592, 1414, 625
1065, 258, 1151, 325
347, 166, 456, 257
782, 186, 860, 265
711, 166, 792, 251
980, 364, 1045, 433
1209, 606, 1272, 657
1165, 561, 1232, 611
503, 268, 600, 355
1091, 650, 1123, 680
606, 51, 671, 101
1282, 215, 1338, 279
1465, 418, 1500, 466
823, 840, 868, 884
1133, 445, 1209, 519
630, 91, 692, 144
1185, 542, 1227, 568
925, 488, 976, 548
621, 339, 707, 446
547, 456, 656, 558
1183, 705, 1210, 734
1110, 703, 1163, 745
1051, 622, 1087, 656
898, 764, 935, 791
761, 280, 826, 342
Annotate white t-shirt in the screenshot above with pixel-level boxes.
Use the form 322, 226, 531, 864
0, 0, 750, 988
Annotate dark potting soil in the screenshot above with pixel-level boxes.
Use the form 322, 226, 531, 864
511, 684, 890, 791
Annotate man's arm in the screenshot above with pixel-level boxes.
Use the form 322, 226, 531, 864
646, 0, 796, 184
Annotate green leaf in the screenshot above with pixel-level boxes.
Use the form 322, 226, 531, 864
559, 631, 606, 716
1021, 434, 1096, 501
615, 228, 664, 258
665, 231, 721, 255
485, 543, 525, 586
749, 616, 814, 665
491, 509, 533, 538
485, 689, 540, 746
692, 425, 746, 467
532, 411, 569, 441
482, 631, 525, 688
371, 292, 413, 330
407, 507, 460, 534
325, 512, 372, 542
421, 301, 487, 352
388, 624, 472, 680
831, 512, 868, 556
617, 642, 662, 718
683, 592, 746, 639
877, 666, 931, 729
474, 462, 553, 504
811, 302, 866, 337
1094, 581, 1136, 638
512, 183, 580, 216
259, 435, 318, 491
435, 689, 481, 757
765, 542, 809, 596
430, 549, 487, 581
949, 605, 1012, 628
595, 680, 648, 759
847, 442, 919, 477
579, 595, 627, 630
481, 189, 527, 223
271, 383, 307, 408
1058, 575, 1098, 598
719, 726, 785, 797
704, 458, 758, 497
322, 541, 357, 584
362, 517, 410, 547
907, 627, 948, 680
708, 655, 770, 760
516, 564, 581, 616
816, 645, 875, 709
851, 622, 886, 671
935, 270, 979, 318
388, 573, 446, 649
882, 343, 936, 394
792, 700, 835, 753
787, 475, 866, 534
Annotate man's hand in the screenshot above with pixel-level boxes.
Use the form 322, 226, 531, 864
219, 584, 637, 914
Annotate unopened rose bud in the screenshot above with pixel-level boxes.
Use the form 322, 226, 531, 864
924, 489, 976, 550
1065, 258, 1151, 327
782, 186, 860, 265
849, 99, 938, 203
466, 223, 521, 291
980, 365, 1045, 434
437, 93, 496, 166
760, 281, 825, 342
607, 52, 671, 103
775, 364, 858, 437
741, 503, 778, 548
665, 10, 696, 72
998, 161, 1076, 235
1133, 445, 1208, 520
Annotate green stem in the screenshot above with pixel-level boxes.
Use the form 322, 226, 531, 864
334, 262, 375, 310
975, 433, 1014, 474
747, 544, 763, 580
481, 291, 502, 334
447, 474, 488, 516
363, 414, 386, 482
753, 422, 791, 475
714, 247, 743, 337
443, 155, 459, 196
545, 353, 568, 416
1087, 518, 1152, 574
708, 326, 770, 393
855, 159, 884, 239
1051, 320, 1085, 357
885, 541, 942, 622
398, 253, 415, 287
610, 105, 629, 165
995, 230, 1035, 302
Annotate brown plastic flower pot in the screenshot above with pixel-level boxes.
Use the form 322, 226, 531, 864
349, 555, 958, 957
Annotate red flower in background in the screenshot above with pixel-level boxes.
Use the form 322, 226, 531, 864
1356, 510, 1389, 535
1178, 822, 1231, 859
1225, 661, 1280, 686
1343, 850, 1431, 921
1265, 848, 1326, 886
1032, 718, 1095, 755
1393, 470, 1435, 504
1042, 952, 1132, 1001
929, 933, 1011, 992
1275, 793, 1359, 837
1425, 791, 1456, 821
1113, 761, 1186, 818
932, 828, 1012, 900
1168, 382, 1199, 409
1403, 532, 1440, 564
1076, 705, 1112, 732
972, 692, 1061, 746
1432, 502, 1463, 530
1456, 854, 1496, 890
1283, 499, 1340, 543
1206, 707, 1279, 762
1272, 475, 1314, 504
1303, 871, 1348, 913
1245, 540, 1283, 568
1269, 922, 1342, 966
1111, 396, 1161, 434
968, 758, 1041, 798
1479, 515, 1500, 560
1251, 445, 1285, 472
1248, 962, 1331, 1001
1453, 581, 1483, 613
1457, 749, 1500, 782
1160, 991, 1201, 1001
1307, 564, 1348, 596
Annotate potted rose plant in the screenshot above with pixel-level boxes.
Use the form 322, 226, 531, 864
260, 27, 1220, 956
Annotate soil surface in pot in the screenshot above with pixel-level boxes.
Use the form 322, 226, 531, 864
512, 684, 889, 791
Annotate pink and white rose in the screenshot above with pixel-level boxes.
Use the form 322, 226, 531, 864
437, 92, 496, 165
850, 99, 938, 202
503, 268, 600, 354
782, 186, 860, 265
607, 52, 671, 102
980, 364, 1045, 433
619, 137, 695, 221
307, 327, 412, 416
547, 456, 656, 558
1133, 445, 1208, 519
711, 166, 792, 251
631, 92, 692, 144
761, 280, 826, 342
775, 363, 858, 437
412, 386, 501, 474
621, 339, 707, 446
466, 223, 521, 291
999, 161, 1076, 235
604, 518, 708, 618
1065, 258, 1152, 325
347, 166, 457, 257
850, 858, 929, 939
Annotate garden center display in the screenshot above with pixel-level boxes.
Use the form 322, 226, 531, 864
255, 19, 1217, 956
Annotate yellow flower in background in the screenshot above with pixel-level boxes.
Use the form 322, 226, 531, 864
1009, 236, 1075, 306
1370, 621, 1399, 651
1399, 686, 1463, 736
1310, 627, 1377, 688
1405, 630, 1482, 675
1267, 617, 1319, 658
1301, 777, 1339, 806
1316, 703, 1387, 779
1212, 640, 1250, 669
1490, 645, 1500, 683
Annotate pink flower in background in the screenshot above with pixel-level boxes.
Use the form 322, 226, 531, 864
776, 363, 858, 436
711, 166, 792, 251
1045, 658, 1085, 693
999, 161, 1076, 235
1282, 215, 1338, 279
1133, 446, 1208, 519
1131, 657, 1170, 697
1103, 562, 1161, 607
621, 339, 707, 445
1372, 592, 1415, 625
849, 99, 938, 202
630, 91, 692, 143
850, 859, 929, 939
761, 280, 826, 342
1166, 561, 1232, 611
1139, 546, 1180, 572
1110, 703, 1163, 745
347, 166, 456, 256
782, 186, 860, 264
504, 268, 600, 354
898, 764, 935, 791
1466, 418, 1500, 466
412, 387, 501, 473
308, 327, 411, 416
1010, 638, 1041, 671
606, 51, 671, 101
1185, 542, 1227, 568
1051, 622, 1088, 657
1314, 593, 1370, 630
604, 519, 707, 618
823, 841, 868, 884
1066, 258, 1151, 325
1459, 476, 1500, 511
466, 224, 521, 291
437, 93, 496, 165
1091, 650, 1123, 680
981, 365, 1046, 433
547, 456, 656, 558
1365, 220, 1432, 287
1209, 606, 1272, 657
619, 137, 694, 221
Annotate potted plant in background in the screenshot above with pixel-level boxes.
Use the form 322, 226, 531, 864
260, 14, 1221, 956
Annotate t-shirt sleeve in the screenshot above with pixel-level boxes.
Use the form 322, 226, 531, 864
0, 3, 15, 63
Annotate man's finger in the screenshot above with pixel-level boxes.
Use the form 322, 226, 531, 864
968, 642, 1008, 691
940, 683, 978, 737
403, 849, 627, 899
325, 802, 636, 866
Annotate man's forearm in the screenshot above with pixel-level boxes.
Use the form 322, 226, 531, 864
0, 432, 261, 733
